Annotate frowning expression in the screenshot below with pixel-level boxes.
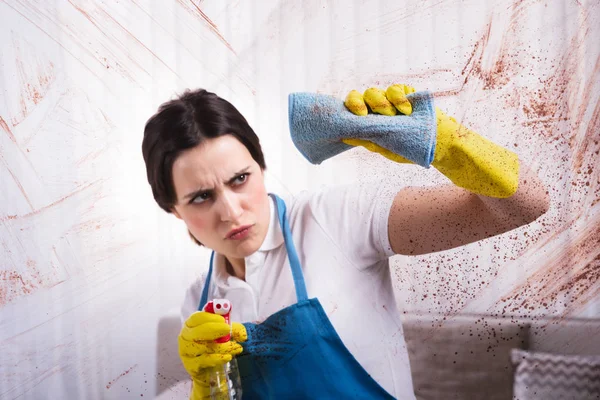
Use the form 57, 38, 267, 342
171, 135, 270, 259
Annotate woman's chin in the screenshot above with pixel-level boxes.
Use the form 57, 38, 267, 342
227, 237, 261, 258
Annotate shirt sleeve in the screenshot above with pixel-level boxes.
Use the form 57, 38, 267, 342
305, 180, 398, 269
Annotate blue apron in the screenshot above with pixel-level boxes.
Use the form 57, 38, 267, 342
199, 194, 396, 399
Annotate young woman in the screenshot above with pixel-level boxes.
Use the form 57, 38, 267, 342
142, 87, 549, 399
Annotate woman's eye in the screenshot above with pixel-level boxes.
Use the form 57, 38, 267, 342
233, 174, 248, 185
191, 193, 210, 204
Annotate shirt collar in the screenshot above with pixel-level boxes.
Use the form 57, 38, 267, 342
258, 195, 284, 251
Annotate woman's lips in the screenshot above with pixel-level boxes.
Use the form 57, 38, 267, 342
226, 225, 253, 240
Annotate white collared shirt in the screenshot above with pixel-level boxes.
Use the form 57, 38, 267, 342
181, 181, 416, 399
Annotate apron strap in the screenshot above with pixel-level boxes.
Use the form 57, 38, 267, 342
198, 194, 308, 311
198, 251, 215, 311
271, 194, 308, 302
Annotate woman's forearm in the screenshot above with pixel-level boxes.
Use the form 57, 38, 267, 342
476, 160, 550, 230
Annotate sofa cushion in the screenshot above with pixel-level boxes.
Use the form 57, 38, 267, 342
511, 349, 600, 400
403, 317, 530, 400
528, 318, 600, 356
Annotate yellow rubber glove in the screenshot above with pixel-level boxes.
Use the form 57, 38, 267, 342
343, 84, 519, 198
179, 311, 247, 400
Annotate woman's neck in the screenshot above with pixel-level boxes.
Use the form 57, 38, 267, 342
225, 257, 246, 281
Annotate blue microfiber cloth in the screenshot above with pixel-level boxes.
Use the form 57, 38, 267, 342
288, 91, 437, 167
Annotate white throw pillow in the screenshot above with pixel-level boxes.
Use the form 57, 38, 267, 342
511, 349, 600, 400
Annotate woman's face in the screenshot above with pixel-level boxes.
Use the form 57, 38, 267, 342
171, 135, 270, 260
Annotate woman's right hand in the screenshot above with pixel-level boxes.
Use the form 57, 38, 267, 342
179, 311, 247, 376
178, 310, 247, 375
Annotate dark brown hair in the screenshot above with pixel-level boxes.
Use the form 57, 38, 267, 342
141, 88, 266, 213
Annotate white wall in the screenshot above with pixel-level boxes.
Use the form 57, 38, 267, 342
1, 0, 598, 398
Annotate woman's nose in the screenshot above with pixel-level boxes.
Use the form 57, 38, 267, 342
218, 193, 243, 222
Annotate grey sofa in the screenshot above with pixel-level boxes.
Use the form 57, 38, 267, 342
402, 313, 600, 400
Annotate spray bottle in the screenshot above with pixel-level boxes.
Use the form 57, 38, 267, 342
202, 299, 243, 399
